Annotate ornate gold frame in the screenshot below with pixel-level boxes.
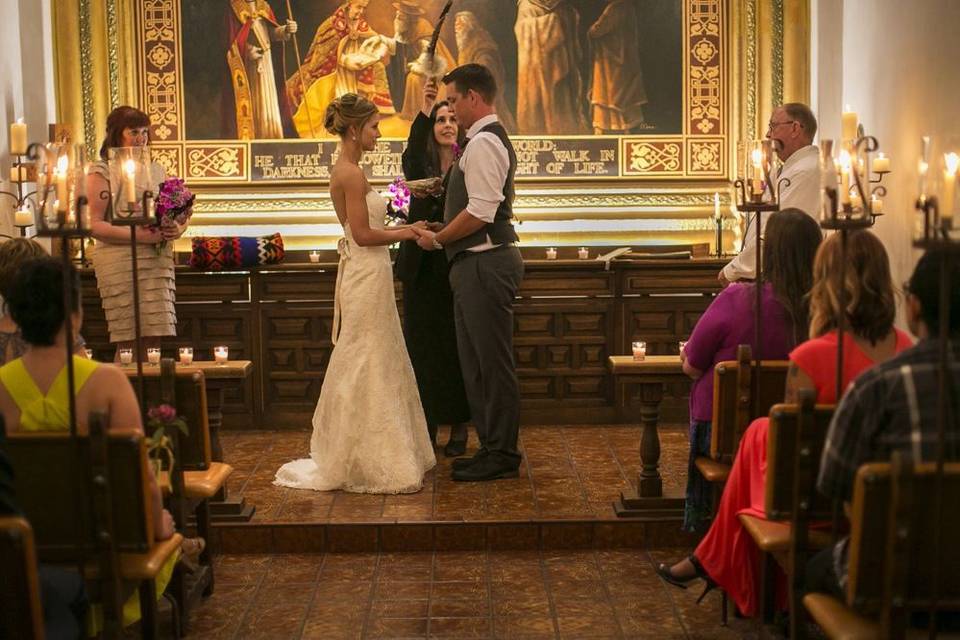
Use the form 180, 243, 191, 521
53, 0, 809, 250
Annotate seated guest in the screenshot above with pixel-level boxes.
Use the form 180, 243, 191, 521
0, 238, 87, 364
806, 248, 960, 616
681, 208, 822, 531
658, 230, 913, 617
0, 257, 176, 627
721, 103, 827, 285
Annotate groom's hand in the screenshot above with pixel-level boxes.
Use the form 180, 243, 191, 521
414, 228, 437, 251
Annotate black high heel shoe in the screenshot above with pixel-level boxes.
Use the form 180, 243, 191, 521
655, 555, 718, 603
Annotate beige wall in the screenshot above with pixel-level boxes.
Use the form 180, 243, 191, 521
0, 0, 56, 241
813, 0, 960, 325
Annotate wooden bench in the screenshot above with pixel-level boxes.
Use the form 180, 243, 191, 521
0, 516, 44, 639
804, 459, 960, 638
738, 393, 836, 634
4, 418, 183, 639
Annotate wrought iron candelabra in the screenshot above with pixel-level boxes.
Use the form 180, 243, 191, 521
1, 151, 38, 237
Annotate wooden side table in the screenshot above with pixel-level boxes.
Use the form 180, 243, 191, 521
608, 355, 688, 519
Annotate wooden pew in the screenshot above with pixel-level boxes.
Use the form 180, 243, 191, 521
4, 418, 183, 639
804, 459, 960, 638
0, 516, 45, 639
694, 345, 790, 486
738, 393, 836, 634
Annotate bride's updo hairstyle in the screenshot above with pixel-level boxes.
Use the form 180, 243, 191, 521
324, 93, 378, 138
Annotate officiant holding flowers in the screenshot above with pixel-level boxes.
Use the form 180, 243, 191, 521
394, 79, 471, 455
86, 106, 190, 362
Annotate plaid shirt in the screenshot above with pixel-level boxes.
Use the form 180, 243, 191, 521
817, 338, 960, 587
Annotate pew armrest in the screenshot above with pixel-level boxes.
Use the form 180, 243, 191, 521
184, 463, 234, 499
803, 593, 879, 640
738, 514, 833, 553
694, 457, 731, 483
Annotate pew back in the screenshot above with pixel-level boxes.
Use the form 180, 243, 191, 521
0, 516, 45, 640
847, 461, 960, 615
765, 402, 836, 520
4, 429, 154, 559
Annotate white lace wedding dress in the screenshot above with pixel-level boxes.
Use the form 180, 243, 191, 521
275, 190, 436, 494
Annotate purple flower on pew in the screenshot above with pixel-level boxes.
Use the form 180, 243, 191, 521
148, 403, 178, 424
146, 403, 188, 476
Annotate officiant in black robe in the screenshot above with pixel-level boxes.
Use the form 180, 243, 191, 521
394, 84, 470, 455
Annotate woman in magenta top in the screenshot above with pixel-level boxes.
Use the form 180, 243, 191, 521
659, 230, 913, 617
680, 209, 822, 532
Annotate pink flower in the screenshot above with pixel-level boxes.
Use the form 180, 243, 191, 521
147, 403, 178, 424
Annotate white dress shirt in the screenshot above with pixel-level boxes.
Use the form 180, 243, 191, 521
458, 114, 510, 252
723, 144, 824, 281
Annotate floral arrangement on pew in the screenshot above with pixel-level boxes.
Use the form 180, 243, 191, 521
383, 176, 411, 225
145, 403, 189, 479
152, 177, 195, 254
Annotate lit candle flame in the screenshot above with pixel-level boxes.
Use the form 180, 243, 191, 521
946, 152, 960, 175
838, 149, 852, 171
123, 158, 136, 177
751, 148, 763, 167
55, 154, 69, 177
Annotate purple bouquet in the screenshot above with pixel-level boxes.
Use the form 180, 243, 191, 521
155, 177, 195, 228
383, 177, 411, 223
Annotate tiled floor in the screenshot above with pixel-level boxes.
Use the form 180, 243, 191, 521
220, 426, 690, 524
187, 548, 762, 639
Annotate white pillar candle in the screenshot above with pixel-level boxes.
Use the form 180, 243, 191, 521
545, 247, 557, 260
943, 152, 959, 221
14, 207, 32, 227
751, 148, 764, 195
55, 155, 69, 212
873, 152, 890, 174
841, 107, 859, 141
870, 195, 884, 214
122, 158, 137, 206
838, 150, 852, 205
577, 247, 589, 260
9, 119, 26, 155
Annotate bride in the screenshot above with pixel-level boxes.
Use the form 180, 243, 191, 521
275, 93, 436, 494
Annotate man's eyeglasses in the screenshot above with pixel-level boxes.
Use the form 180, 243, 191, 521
766, 120, 797, 131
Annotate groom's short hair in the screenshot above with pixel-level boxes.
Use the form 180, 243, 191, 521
442, 63, 498, 104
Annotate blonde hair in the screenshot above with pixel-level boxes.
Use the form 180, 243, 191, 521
808, 230, 896, 344
324, 93, 378, 138
0, 238, 48, 298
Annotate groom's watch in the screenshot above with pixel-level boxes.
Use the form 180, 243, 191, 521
431, 236, 443, 250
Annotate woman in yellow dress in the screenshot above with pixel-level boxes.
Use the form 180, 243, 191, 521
0, 257, 177, 629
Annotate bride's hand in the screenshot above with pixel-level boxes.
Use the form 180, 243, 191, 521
409, 220, 427, 230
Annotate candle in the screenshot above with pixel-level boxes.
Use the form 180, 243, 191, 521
841, 107, 859, 141
84, 348, 94, 360
631, 341, 646, 362
944, 152, 959, 221
9, 118, 26, 155
55, 155, 69, 212
14, 207, 32, 227
546, 247, 557, 260
122, 158, 137, 206
870, 195, 884, 214
178, 347, 194, 365
679, 340, 688, 354
577, 247, 589, 260
9, 165, 28, 182
838, 150, 852, 205
873, 152, 890, 174
713, 192, 721, 220
308, 250, 320, 263
146, 347, 161, 365
751, 148, 764, 195
119, 348, 133, 365
214, 346, 229, 364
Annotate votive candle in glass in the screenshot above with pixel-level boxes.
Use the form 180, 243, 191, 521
309, 250, 320, 263
214, 345, 229, 364
119, 348, 133, 365
178, 346, 194, 365
577, 247, 589, 260
147, 348, 161, 365
545, 247, 558, 260
632, 341, 647, 361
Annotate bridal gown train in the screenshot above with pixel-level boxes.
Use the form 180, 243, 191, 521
275, 190, 436, 494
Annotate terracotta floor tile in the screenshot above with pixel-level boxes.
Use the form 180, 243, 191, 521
430, 580, 488, 601
429, 600, 489, 618
493, 615, 558, 639
427, 617, 493, 638
375, 580, 432, 601
366, 616, 429, 638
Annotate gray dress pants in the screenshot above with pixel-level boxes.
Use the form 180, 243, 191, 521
448, 245, 524, 466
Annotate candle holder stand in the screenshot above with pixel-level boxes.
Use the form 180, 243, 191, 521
1, 151, 38, 237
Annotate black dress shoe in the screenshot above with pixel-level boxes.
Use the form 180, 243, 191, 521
452, 449, 488, 471
451, 456, 519, 482
443, 438, 467, 458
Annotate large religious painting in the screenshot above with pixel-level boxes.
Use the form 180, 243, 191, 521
138, 0, 727, 183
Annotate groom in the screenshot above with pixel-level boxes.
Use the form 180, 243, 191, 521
414, 63, 524, 482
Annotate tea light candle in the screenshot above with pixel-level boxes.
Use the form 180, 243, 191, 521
545, 247, 558, 260
873, 152, 890, 174
178, 347, 194, 365
214, 346, 229, 364
577, 247, 589, 260
309, 250, 320, 263
146, 347, 161, 365
119, 348, 133, 365
632, 340, 646, 361
9, 118, 26, 155
14, 207, 32, 227
84, 348, 94, 360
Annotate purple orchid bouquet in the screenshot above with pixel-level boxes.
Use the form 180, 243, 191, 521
383, 176, 411, 224
152, 177, 195, 253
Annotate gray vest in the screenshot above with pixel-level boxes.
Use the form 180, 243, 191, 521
443, 121, 519, 260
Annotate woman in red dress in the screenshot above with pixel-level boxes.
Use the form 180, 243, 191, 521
656, 230, 914, 617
